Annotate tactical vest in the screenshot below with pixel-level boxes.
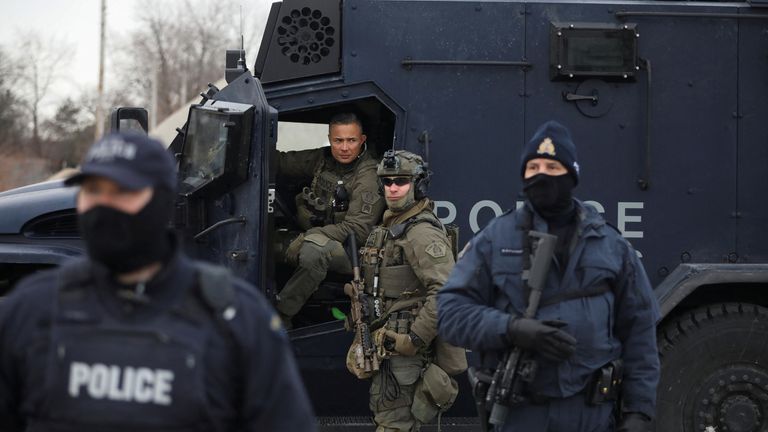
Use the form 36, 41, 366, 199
29, 261, 238, 431
361, 211, 445, 323
296, 159, 356, 230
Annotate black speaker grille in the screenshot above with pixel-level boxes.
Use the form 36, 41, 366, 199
277, 7, 337, 66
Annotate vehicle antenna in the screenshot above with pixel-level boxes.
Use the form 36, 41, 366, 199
418, 130, 430, 168
238, 5, 245, 70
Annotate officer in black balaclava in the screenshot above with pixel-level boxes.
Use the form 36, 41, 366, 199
0, 132, 316, 431
519, 120, 581, 273
438, 121, 660, 432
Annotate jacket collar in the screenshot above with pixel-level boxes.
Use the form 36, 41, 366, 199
524, 198, 605, 238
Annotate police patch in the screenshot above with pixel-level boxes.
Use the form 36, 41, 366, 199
425, 241, 447, 259
536, 137, 556, 157
362, 191, 379, 204
362, 203, 373, 214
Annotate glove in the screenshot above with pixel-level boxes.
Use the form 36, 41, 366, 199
383, 330, 419, 356
285, 233, 305, 266
506, 317, 577, 362
616, 412, 653, 432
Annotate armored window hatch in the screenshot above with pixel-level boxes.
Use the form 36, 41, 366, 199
550, 23, 639, 80
178, 101, 254, 198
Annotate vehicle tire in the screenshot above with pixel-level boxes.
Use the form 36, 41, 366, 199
657, 302, 768, 432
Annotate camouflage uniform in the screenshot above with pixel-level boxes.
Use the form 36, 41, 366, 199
359, 151, 462, 431
275, 147, 385, 322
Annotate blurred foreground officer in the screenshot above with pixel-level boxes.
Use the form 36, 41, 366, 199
0, 133, 316, 431
347, 150, 466, 431
437, 121, 659, 432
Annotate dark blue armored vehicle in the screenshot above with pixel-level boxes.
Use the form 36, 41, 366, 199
2, 0, 768, 429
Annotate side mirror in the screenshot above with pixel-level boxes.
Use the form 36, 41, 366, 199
108, 107, 149, 135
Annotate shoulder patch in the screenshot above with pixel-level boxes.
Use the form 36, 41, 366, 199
362, 191, 379, 204
425, 241, 447, 259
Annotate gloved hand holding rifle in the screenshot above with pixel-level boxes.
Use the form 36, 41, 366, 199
474, 231, 575, 430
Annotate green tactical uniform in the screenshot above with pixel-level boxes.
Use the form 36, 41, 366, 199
275, 147, 385, 321
358, 151, 463, 432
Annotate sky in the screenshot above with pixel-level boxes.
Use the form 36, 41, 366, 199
1, 0, 138, 102
0, 0, 271, 114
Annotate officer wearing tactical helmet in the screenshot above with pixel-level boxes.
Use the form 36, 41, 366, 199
352, 150, 466, 431
275, 112, 385, 328
0, 132, 316, 431
438, 121, 660, 432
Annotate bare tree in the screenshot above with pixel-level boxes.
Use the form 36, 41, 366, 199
12, 32, 74, 156
0, 46, 27, 154
42, 97, 96, 168
109, 0, 266, 126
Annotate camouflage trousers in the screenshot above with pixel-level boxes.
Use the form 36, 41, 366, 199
276, 232, 351, 321
369, 355, 427, 432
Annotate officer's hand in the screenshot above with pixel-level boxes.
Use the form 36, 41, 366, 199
285, 233, 305, 266
616, 412, 653, 432
506, 317, 577, 362
384, 330, 419, 356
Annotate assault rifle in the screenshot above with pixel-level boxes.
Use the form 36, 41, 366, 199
485, 230, 557, 427
343, 232, 380, 375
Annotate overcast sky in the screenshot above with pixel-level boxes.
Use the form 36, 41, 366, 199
1, 1, 137, 99
1, 0, 270, 113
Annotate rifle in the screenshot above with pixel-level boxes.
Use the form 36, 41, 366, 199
343, 232, 380, 376
485, 230, 557, 427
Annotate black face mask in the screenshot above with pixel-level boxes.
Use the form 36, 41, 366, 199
79, 188, 174, 274
523, 174, 575, 220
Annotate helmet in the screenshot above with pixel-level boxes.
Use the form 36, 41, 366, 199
377, 150, 430, 199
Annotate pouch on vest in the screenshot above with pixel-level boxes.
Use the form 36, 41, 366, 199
411, 363, 459, 423
433, 336, 468, 376
444, 223, 460, 260
304, 232, 331, 247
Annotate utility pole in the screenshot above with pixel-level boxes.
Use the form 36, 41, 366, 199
94, 0, 106, 139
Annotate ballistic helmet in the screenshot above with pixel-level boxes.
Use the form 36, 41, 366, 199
377, 150, 430, 199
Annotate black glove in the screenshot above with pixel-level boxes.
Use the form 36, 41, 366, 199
616, 412, 653, 432
506, 317, 577, 362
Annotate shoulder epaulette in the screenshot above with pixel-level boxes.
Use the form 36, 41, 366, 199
194, 261, 236, 317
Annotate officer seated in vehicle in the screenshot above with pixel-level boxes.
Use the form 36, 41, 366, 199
274, 113, 385, 329
0, 132, 316, 431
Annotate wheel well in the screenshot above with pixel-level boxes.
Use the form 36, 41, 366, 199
659, 282, 768, 326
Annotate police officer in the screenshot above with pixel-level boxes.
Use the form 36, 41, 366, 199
437, 121, 660, 432
356, 150, 464, 431
275, 112, 385, 328
0, 133, 316, 431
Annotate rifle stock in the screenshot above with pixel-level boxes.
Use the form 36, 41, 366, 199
486, 230, 557, 427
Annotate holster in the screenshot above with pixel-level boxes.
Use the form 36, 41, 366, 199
467, 367, 493, 432
586, 359, 623, 405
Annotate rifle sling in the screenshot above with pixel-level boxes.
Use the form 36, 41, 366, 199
538, 281, 613, 308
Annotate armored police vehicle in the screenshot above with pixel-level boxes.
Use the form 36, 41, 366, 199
2, 0, 768, 429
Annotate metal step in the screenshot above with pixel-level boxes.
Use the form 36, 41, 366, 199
317, 416, 480, 431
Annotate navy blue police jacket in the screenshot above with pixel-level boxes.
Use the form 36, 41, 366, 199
0, 247, 316, 432
437, 199, 660, 418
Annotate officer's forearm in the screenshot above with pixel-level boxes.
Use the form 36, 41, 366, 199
438, 292, 510, 350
